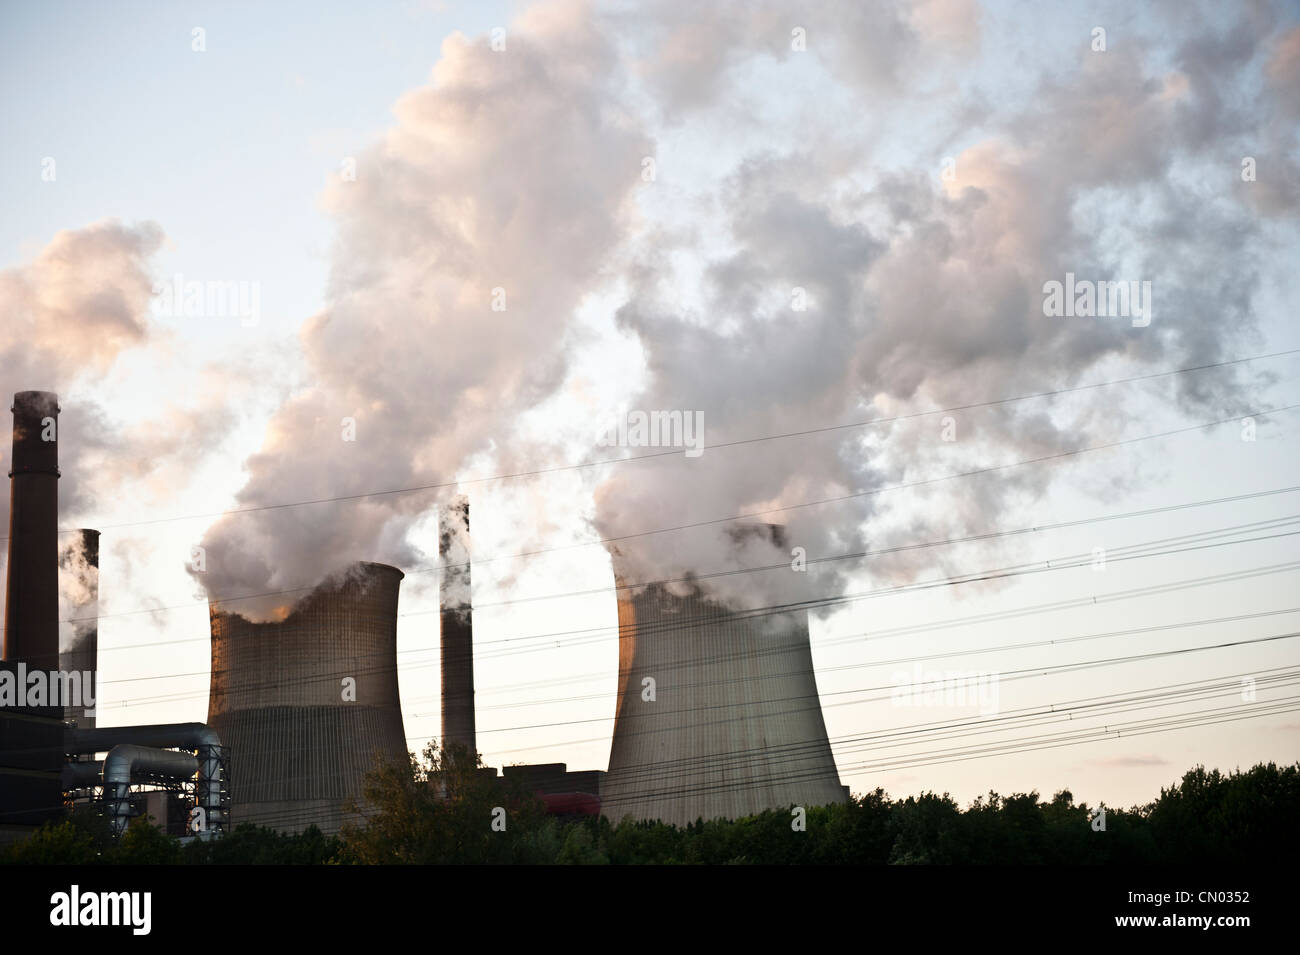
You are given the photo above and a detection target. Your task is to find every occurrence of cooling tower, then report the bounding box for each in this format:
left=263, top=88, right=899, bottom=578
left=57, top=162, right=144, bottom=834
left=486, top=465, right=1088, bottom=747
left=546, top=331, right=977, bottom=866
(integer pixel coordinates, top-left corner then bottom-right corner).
left=601, top=550, right=845, bottom=826
left=4, top=391, right=60, bottom=670
left=207, top=561, right=408, bottom=834
left=59, top=529, right=99, bottom=731
left=439, top=496, right=476, bottom=756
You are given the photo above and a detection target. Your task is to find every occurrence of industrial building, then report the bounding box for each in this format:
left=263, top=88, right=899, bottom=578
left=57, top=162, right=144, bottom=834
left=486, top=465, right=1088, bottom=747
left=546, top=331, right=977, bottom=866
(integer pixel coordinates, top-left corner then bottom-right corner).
left=208, top=562, right=408, bottom=834
left=442, top=527, right=847, bottom=827
left=0, top=391, right=227, bottom=845
left=1, top=386, right=848, bottom=847
left=599, top=547, right=847, bottom=827
left=428, top=500, right=605, bottom=809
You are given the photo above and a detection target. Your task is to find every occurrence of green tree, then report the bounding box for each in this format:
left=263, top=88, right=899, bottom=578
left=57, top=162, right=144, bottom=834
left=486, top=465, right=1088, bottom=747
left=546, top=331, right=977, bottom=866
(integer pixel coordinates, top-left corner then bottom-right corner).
left=337, top=741, right=549, bottom=864
left=1, top=818, right=100, bottom=865
left=108, top=816, right=181, bottom=864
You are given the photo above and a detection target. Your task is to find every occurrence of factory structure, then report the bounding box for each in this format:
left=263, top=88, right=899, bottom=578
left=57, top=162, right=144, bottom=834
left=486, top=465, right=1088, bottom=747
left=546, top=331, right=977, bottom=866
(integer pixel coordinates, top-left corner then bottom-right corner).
left=0, top=388, right=845, bottom=844
left=602, top=550, right=849, bottom=826
left=208, top=562, right=408, bottom=833
left=1, top=392, right=226, bottom=843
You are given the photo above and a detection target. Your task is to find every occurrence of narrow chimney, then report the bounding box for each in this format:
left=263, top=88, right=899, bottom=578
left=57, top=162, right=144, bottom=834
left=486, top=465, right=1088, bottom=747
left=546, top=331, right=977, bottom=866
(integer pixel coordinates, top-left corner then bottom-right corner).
left=60, top=528, right=100, bottom=730
left=439, top=496, right=476, bottom=758
left=3, top=391, right=60, bottom=670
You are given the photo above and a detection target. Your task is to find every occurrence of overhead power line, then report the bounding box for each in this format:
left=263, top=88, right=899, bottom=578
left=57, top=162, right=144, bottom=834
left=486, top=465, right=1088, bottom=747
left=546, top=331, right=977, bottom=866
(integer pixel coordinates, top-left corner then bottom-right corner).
left=85, top=518, right=1300, bottom=699
left=8, top=347, right=1295, bottom=543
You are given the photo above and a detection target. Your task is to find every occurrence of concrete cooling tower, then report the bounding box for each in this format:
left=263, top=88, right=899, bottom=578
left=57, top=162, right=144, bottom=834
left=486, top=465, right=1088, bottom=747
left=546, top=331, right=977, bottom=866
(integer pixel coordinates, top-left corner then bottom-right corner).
left=207, top=561, right=408, bottom=834
left=601, top=551, right=846, bottom=827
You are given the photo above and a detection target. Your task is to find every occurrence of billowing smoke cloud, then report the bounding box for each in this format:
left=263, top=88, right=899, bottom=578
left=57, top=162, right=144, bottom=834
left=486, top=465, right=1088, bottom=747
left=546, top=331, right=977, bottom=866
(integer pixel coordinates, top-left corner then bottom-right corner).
left=194, top=0, right=651, bottom=619
left=194, top=0, right=1297, bottom=624
left=58, top=531, right=99, bottom=727
left=0, top=220, right=163, bottom=617
left=609, top=0, right=980, bottom=118
left=0, top=219, right=162, bottom=386
left=0, top=218, right=267, bottom=635
left=590, top=1, right=1298, bottom=613
left=58, top=530, right=99, bottom=655
left=439, top=496, right=472, bottom=612
left=1249, top=23, right=1300, bottom=216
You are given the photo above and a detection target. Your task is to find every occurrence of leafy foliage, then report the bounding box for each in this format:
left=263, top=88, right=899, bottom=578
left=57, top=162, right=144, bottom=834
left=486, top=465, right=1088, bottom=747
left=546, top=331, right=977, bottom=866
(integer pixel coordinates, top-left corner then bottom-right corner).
left=334, top=742, right=549, bottom=864
left=3, top=760, right=1296, bottom=864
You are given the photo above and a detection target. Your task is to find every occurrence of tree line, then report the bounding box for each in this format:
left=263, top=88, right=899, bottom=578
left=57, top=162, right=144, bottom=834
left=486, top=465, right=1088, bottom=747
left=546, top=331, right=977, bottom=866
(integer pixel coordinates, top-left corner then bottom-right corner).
left=4, top=745, right=1295, bottom=865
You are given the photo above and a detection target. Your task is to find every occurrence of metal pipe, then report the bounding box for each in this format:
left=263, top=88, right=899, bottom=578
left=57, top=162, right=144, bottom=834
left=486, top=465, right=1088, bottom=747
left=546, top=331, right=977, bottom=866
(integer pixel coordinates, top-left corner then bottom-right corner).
left=60, top=758, right=102, bottom=790
left=102, top=744, right=198, bottom=835
left=68, top=722, right=225, bottom=833
left=68, top=721, right=221, bottom=754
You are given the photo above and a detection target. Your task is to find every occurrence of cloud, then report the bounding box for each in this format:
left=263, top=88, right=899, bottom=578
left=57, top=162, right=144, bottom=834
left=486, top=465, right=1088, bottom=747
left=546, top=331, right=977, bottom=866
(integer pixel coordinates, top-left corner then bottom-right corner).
left=588, top=1, right=1293, bottom=612
left=610, top=0, right=981, bottom=120
left=1089, top=755, right=1172, bottom=768
left=0, top=220, right=164, bottom=542
left=194, top=0, right=651, bottom=618
left=1245, top=23, right=1300, bottom=216
left=0, top=220, right=162, bottom=385
left=193, top=0, right=1298, bottom=623
left=1267, top=25, right=1300, bottom=117
left=0, top=219, right=269, bottom=627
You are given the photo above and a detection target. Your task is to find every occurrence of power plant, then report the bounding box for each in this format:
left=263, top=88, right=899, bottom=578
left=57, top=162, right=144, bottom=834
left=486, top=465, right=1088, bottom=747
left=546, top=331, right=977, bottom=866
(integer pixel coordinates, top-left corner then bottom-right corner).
left=207, top=562, right=408, bottom=834
left=600, top=546, right=847, bottom=826
left=0, top=386, right=847, bottom=845
left=1, top=392, right=227, bottom=844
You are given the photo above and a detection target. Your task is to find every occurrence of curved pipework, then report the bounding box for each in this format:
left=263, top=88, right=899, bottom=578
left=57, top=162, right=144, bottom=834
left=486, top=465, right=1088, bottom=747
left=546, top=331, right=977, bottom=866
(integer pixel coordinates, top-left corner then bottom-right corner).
left=102, top=744, right=199, bottom=835
left=68, top=721, right=220, bottom=753
left=67, top=723, right=225, bottom=834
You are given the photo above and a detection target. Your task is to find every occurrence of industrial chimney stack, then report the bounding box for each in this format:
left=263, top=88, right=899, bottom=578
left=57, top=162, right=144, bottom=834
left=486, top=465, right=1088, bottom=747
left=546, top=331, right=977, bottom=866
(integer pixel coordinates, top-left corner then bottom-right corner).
left=60, top=528, right=100, bottom=731
left=0, top=391, right=63, bottom=833
left=439, top=496, right=476, bottom=757
left=3, top=391, right=60, bottom=670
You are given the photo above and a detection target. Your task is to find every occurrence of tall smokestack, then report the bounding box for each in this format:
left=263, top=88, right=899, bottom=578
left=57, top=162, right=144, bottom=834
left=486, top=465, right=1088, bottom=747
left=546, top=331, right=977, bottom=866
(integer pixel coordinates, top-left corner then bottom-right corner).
left=59, top=528, right=100, bottom=730
left=439, top=496, right=476, bottom=757
left=4, top=391, right=60, bottom=671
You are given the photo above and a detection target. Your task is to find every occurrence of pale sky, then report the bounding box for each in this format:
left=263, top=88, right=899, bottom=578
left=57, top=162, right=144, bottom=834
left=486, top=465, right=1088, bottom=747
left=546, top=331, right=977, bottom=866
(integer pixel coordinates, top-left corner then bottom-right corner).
left=1, top=0, right=1297, bottom=812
